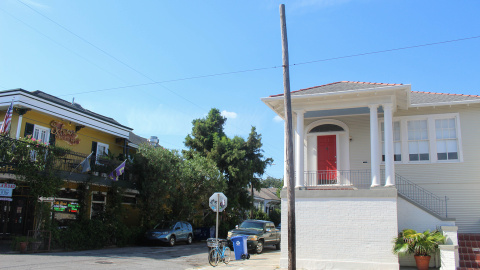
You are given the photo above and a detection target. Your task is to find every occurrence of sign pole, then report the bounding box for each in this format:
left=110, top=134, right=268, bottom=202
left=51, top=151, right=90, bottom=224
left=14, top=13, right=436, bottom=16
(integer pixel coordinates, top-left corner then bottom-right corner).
left=216, top=193, right=219, bottom=243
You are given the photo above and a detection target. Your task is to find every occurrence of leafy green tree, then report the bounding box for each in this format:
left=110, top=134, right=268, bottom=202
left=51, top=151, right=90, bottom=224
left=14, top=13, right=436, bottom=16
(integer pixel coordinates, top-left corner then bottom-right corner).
left=171, top=153, right=225, bottom=222
left=9, top=136, right=64, bottom=233
left=183, top=108, right=273, bottom=217
left=184, top=108, right=226, bottom=159
left=261, top=176, right=283, bottom=189
left=133, top=144, right=181, bottom=228
left=133, top=143, right=225, bottom=228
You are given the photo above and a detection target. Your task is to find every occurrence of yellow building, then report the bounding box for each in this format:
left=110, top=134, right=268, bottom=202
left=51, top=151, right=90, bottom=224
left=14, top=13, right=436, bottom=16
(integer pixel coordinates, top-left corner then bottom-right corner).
left=0, top=89, right=144, bottom=235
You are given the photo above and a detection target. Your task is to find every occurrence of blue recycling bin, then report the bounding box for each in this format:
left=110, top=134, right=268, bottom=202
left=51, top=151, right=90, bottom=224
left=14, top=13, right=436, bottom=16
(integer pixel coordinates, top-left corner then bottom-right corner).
left=231, top=235, right=248, bottom=260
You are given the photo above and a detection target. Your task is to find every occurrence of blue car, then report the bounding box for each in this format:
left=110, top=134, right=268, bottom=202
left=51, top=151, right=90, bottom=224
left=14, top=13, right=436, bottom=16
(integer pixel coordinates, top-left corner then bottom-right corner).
left=145, top=221, right=193, bottom=246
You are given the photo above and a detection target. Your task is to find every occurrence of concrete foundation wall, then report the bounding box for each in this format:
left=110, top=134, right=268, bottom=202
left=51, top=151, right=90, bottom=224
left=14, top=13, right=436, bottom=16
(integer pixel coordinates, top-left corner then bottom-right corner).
left=280, top=188, right=399, bottom=269
left=397, top=197, right=455, bottom=232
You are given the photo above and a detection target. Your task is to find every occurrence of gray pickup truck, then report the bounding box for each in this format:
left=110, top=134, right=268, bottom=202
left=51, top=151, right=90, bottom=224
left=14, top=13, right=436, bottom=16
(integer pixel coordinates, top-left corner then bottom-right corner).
left=227, top=219, right=281, bottom=254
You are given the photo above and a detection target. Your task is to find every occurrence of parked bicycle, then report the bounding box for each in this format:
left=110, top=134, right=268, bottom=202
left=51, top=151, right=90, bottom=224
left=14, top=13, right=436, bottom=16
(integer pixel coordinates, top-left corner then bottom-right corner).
left=208, top=239, right=231, bottom=266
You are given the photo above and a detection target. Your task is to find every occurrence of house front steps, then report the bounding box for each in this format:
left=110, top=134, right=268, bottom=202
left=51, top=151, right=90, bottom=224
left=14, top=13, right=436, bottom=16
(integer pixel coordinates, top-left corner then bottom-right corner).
left=457, top=233, right=480, bottom=270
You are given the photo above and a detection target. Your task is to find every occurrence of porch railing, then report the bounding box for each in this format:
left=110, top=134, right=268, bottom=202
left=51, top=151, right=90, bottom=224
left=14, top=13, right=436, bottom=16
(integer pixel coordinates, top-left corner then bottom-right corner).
left=303, top=170, right=447, bottom=218
left=304, top=170, right=376, bottom=189
left=0, top=135, right=125, bottom=177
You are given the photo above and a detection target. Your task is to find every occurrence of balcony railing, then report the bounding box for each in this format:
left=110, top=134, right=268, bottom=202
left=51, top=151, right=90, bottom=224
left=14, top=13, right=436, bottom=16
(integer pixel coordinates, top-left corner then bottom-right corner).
left=304, top=170, right=447, bottom=218
left=0, top=135, right=126, bottom=178
left=304, top=170, right=376, bottom=189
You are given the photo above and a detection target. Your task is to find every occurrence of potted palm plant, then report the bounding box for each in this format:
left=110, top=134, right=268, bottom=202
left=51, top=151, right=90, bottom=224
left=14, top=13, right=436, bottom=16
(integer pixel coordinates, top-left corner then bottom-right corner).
left=393, top=229, right=446, bottom=270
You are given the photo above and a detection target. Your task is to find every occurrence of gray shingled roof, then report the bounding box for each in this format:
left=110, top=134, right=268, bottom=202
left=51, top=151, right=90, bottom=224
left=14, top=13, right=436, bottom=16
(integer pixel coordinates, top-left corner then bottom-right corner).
left=252, top=188, right=280, bottom=201
left=29, top=90, right=131, bottom=130
left=269, top=81, right=480, bottom=105
left=128, top=132, right=148, bottom=145
left=411, top=91, right=480, bottom=105
left=287, top=81, right=401, bottom=96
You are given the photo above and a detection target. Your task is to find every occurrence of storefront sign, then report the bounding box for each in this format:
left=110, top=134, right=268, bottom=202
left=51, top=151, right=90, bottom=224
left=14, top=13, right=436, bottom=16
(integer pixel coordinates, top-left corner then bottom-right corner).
left=0, top=183, right=16, bottom=189
left=0, top=197, right=12, bottom=201
left=53, top=200, right=79, bottom=213
left=0, top=188, right=13, bottom=197
left=50, top=120, right=80, bottom=145
left=0, top=183, right=16, bottom=198
left=0, top=164, right=16, bottom=173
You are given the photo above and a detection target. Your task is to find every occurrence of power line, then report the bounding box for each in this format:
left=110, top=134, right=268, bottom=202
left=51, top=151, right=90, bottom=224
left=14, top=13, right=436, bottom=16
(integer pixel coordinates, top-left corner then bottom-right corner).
left=16, top=0, right=206, bottom=110
left=57, top=35, right=480, bottom=97
left=293, top=35, right=480, bottom=66
left=0, top=7, right=131, bottom=85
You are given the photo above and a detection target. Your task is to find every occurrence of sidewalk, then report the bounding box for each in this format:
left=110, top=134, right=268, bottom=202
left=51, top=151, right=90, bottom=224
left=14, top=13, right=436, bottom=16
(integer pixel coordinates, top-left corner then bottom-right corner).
left=188, top=250, right=283, bottom=270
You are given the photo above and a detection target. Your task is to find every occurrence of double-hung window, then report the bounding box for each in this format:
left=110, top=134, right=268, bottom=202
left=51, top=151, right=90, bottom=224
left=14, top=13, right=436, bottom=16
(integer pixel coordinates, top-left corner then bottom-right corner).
left=381, top=121, right=401, bottom=161
left=32, top=125, right=50, bottom=144
left=30, top=124, right=50, bottom=161
left=435, top=118, right=458, bottom=161
left=380, top=113, right=461, bottom=164
left=407, top=120, right=429, bottom=161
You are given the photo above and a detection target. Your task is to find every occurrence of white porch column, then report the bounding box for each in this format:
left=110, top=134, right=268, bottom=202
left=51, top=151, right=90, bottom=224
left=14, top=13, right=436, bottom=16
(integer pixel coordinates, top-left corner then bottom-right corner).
left=383, top=104, right=395, bottom=186
left=295, top=110, right=305, bottom=188
left=15, top=114, right=23, bottom=139
left=369, top=104, right=380, bottom=187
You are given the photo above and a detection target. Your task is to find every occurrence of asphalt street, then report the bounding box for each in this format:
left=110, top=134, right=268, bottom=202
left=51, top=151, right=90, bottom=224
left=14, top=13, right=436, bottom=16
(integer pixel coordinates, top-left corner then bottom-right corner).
left=0, top=242, right=282, bottom=270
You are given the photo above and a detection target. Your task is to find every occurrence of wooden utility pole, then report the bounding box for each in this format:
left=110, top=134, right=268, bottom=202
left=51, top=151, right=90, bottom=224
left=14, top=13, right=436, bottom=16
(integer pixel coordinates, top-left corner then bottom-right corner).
left=279, top=4, right=296, bottom=270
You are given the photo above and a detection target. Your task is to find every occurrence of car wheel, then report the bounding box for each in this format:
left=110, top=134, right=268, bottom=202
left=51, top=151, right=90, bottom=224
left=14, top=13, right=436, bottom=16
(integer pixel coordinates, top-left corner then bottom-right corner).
left=187, top=234, right=193, bottom=245
left=168, top=235, right=176, bottom=247
left=256, top=240, right=264, bottom=254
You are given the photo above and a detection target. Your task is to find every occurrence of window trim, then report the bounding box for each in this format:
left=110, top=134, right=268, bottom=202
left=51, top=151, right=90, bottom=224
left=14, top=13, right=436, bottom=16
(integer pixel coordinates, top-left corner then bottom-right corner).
left=90, top=191, right=107, bottom=219
left=32, top=124, right=51, bottom=144
left=95, top=142, right=109, bottom=165
left=379, top=113, right=463, bottom=164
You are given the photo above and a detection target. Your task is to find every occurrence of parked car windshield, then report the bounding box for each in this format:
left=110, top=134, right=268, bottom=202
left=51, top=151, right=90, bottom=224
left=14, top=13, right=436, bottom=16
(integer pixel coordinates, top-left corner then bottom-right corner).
left=239, top=221, right=264, bottom=230
left=154, top=221, right=176, bottom=230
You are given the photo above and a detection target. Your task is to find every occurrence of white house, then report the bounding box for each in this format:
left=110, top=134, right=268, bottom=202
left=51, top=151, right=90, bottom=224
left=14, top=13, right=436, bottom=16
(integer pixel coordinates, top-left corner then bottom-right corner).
left=262, top=81, right=480, bottom=269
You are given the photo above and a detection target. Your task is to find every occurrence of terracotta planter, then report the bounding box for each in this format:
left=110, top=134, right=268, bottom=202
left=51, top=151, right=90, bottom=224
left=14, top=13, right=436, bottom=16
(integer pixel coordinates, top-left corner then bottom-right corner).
left=19, top=242, right=27, bottom=253
left=414, top=255, right=431, bottom=270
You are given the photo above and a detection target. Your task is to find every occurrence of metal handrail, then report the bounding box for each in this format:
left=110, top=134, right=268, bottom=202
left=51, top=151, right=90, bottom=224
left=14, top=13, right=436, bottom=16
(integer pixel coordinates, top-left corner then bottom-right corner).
left=395, top=173, right=447, bottom=218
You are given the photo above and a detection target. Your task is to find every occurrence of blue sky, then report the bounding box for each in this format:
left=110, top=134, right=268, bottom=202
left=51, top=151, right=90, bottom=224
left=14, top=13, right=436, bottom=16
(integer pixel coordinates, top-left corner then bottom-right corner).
left=1, top=0, right=479, bottom=179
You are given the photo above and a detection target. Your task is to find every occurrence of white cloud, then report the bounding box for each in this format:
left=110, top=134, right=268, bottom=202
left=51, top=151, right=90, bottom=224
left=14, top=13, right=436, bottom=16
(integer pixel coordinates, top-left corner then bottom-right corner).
left=221, top=110, right=238, bottom=119
left=273, top=115, right=284, bottom=123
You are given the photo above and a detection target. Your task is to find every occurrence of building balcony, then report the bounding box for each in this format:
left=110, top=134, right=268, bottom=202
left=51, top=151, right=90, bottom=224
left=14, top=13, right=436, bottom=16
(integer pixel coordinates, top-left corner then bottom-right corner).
left=0, top=135, right=133, bottom=187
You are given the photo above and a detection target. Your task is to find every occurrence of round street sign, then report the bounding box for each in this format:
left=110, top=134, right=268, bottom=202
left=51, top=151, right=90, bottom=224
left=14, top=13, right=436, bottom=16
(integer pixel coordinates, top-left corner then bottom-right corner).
left=209, top=192, right=227, bottom=212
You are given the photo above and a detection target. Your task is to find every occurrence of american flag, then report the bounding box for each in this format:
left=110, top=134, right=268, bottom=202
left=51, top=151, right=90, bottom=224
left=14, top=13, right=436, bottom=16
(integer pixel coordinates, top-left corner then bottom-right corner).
left=0, top=100, right=14, bottom=135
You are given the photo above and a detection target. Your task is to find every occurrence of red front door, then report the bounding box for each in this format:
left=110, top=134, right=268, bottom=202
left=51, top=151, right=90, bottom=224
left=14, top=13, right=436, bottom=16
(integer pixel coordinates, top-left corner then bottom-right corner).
left=317, top=135, right=337, bottom=182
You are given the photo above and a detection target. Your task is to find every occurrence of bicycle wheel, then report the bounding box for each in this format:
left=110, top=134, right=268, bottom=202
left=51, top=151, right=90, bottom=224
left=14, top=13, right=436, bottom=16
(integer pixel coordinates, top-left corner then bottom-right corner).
left=209, top=248, right=219, bottom=267
left=223, top=247, right=231, bottom=264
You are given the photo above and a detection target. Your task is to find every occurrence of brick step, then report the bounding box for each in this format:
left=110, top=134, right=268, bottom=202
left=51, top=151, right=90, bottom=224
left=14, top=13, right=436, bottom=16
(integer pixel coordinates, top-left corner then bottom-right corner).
left=459, top=260, right=480, bottom=268
left=460, top=254, right=480, bottom=261
left=459, top=240, right=480, bottom=248
left=460, top=247, right=480, bottom=254
left=457, top=267, right=480, bottom=270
